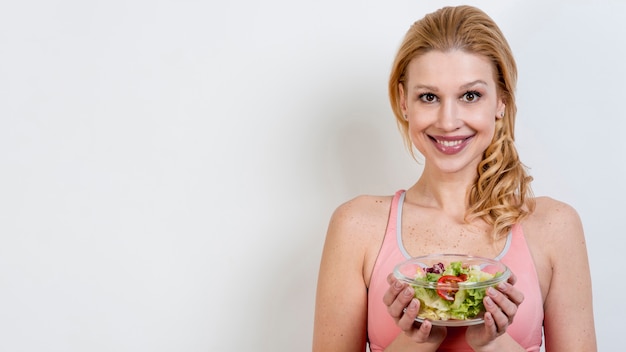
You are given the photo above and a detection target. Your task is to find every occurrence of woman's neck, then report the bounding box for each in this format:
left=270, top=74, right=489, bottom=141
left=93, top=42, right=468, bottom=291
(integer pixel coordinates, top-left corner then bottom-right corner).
left=406, top=168, right=476, bottom=218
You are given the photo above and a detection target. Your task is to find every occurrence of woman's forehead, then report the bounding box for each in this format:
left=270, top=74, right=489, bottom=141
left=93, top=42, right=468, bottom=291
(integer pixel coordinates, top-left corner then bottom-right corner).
left=405, top=50, right=497, bottom=89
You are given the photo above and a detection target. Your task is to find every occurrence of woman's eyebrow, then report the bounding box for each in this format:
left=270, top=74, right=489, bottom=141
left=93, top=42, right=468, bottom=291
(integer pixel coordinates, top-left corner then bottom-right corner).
left=460, top=80, right=488, bottom=89
left=411, top=84, right=438, bottom=92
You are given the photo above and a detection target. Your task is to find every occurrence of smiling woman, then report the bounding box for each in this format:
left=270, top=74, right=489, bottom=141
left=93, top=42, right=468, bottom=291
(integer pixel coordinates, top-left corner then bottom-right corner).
left=1, top=0, right=620, bottom=351
left=312, top=5, right=597, bottom=352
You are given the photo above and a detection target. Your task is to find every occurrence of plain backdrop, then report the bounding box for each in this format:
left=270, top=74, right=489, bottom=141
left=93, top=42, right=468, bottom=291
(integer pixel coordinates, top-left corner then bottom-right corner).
left=1, top=0, right=624, bottom=351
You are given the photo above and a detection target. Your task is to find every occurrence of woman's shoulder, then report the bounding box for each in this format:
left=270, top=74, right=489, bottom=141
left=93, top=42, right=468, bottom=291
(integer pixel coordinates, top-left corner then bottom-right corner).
left=528, top=196, right=582, bottom=227
left=524, top=196, right=584, bottom=246
left=323, top=194, right=397, bottom=269
left=330, top=194, right=395, bottom=228
left=325, top=194, right=395, bottom=243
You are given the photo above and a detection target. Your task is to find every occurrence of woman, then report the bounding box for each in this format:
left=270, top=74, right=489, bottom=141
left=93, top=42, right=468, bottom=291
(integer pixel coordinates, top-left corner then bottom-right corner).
left=312, top=5, right=596, bottom=352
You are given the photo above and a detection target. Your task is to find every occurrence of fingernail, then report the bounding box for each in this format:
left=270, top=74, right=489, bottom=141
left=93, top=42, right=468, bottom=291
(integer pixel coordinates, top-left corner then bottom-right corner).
left=484, top=296, right=494, bottom=307
left=408, top=299, right=417, bottom=310
left=498, top=282, right=509, bottom=291
left=394, top=280, right=403, bottom=289
left=487, top=287, right=497, bottom=297
left=404, top=287, right=414, bottom=296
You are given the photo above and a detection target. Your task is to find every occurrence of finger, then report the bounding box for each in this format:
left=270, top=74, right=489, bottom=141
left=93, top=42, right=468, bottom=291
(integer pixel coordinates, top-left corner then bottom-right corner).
left=382, top=275, right=407, bottom=306
left=482, top=311, right=498, bottom=337
left=485, top=287, right=517, bottom=322
left=387, top=286, right=415, bottom=319
left=486, top=284, right=523, bottom=325
left=408, top=318, right=434, bottom=342
left=507, top=272, right=517, bottom=285
left=397, top=299, right=419, bottom=331
left=484, top=295, right=510, bottom=332
left=497, top=281, right=524, bottom=306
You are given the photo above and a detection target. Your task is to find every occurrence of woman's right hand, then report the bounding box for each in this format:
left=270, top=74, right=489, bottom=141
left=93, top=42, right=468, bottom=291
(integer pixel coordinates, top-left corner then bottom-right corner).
left=383, top=274, right=447, bottom=351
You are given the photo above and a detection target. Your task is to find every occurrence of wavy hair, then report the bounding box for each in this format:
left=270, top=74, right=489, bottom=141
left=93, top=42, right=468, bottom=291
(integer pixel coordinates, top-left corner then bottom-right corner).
left=388, top=5, right=535, bottom=239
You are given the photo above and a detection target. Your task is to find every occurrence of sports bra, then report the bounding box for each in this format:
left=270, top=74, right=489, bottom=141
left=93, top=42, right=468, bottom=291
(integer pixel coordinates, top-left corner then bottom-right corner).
left=367, top=190, right=543, bottom=351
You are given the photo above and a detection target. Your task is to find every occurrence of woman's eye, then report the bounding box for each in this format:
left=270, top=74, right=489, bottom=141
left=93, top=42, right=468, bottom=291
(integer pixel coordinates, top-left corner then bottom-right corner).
left=461, top=91, right=482, bottom=102
left=419, top=93, right=438, bottom=103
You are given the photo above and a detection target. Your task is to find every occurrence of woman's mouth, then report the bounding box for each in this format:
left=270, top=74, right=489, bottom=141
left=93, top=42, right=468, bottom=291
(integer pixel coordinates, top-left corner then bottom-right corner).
left=429, top=135, right=473, bottom=155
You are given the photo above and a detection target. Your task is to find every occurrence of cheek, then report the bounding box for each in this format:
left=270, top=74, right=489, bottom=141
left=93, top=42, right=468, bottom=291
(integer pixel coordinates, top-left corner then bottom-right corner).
left=406, top=121, right=432, bottom=151
left=466, top=110, right=497, bottom=132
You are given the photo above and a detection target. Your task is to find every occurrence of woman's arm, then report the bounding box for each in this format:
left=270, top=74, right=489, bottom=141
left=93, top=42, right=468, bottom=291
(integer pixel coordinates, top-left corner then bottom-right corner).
left=312, top=199, right=372, bottom=352
left=535, top=199, right=597, bottom=351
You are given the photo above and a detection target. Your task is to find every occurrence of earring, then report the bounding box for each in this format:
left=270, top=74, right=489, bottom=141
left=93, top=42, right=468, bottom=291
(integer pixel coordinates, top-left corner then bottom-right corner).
left=403, top=114, right=408, bottom=120
left=500, top=111, right=505, bottom=118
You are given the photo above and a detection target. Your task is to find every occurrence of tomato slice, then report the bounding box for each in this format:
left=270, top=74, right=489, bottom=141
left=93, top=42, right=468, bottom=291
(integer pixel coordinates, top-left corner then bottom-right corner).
left=436, top=275, right=464, bottom=301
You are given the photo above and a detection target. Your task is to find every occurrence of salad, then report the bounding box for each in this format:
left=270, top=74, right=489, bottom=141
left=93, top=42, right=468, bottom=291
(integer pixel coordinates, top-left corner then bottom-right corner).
left=409, top=261, right=503, bottom=321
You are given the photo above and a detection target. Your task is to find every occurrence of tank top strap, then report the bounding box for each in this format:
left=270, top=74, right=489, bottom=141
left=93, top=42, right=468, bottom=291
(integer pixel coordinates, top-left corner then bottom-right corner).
left=382, top=190, right=405, bottom=252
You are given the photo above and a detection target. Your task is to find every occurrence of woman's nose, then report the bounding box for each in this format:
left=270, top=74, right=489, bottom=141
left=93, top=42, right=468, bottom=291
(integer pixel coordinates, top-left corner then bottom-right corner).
left=435, top=100, right=461, bottom=131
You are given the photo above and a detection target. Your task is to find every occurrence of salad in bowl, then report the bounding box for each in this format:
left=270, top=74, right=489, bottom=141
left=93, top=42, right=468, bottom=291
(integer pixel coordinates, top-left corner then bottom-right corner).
left=393, top=254, right=511, bottom=326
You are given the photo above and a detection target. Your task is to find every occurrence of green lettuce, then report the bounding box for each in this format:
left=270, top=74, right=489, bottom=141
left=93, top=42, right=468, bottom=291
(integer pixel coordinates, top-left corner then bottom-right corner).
left=411, top=261, right=499, bottom=321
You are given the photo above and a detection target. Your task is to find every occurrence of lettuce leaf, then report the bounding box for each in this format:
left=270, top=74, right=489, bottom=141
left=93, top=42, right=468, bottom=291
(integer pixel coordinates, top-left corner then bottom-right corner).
left=411, top=261, right=497, bottom=320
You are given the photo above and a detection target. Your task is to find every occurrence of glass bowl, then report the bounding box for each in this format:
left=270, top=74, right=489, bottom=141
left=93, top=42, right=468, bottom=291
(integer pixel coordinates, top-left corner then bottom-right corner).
left=393, top=254, right=511, bottom=326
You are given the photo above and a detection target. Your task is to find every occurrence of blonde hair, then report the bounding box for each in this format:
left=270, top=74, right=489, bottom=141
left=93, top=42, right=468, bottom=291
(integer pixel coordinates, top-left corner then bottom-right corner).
left=388, top=5, right=535, bottom=238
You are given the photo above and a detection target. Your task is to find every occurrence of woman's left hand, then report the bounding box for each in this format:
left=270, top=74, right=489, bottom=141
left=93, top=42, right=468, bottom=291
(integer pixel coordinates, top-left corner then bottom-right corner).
left=465, top=273, right=524, bottom=350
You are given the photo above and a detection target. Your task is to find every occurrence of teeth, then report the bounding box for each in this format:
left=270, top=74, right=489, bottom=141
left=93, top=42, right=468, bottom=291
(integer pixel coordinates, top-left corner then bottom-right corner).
left=437, top=139, right=463, bottom=147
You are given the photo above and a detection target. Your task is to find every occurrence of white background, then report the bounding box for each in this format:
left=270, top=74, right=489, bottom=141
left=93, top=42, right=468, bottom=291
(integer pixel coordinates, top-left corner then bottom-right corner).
left=0, top=1, right=623, bottom=351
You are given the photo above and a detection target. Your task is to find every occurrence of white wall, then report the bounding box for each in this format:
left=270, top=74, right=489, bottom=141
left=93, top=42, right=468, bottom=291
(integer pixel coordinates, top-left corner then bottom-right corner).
left=0, top=1, right=623, bottom=351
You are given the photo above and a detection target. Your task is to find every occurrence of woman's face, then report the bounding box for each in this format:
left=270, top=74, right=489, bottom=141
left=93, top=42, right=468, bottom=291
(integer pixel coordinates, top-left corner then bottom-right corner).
left=400, top=50, right=505, bottom=176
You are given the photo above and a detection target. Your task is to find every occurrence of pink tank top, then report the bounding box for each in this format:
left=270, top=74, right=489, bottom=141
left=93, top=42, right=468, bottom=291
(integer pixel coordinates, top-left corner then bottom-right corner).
left=367, top=190, right=543, bottom=351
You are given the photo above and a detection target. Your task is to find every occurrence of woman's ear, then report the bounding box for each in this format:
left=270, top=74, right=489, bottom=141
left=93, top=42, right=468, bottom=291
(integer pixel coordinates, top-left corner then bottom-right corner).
left=496, top=99, right=506, bottom=119
left=398, top=83, right=407, bottom=116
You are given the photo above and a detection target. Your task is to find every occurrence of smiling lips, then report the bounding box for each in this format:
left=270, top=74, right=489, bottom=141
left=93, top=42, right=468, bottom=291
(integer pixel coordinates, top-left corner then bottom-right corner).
left=430, top=135, right=473, bottom=155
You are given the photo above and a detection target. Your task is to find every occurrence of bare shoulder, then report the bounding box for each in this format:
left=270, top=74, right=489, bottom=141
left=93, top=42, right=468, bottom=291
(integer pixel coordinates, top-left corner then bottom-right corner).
left=528, top=196, right=581, bottom=225
left=326, top=194, right=394, bottom=249
left=524, top=196, right=584, bottom=245
left=328, top=194, right=393, bottom=234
